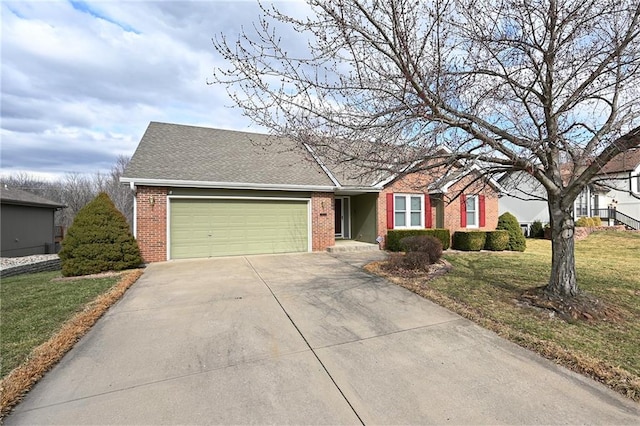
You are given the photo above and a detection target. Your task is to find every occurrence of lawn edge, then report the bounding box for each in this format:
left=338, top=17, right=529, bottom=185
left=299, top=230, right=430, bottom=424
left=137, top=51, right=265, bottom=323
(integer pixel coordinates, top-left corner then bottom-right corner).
left=0, top=268, right=144, bottom=419
left=366, top=262, right=640, bottom=403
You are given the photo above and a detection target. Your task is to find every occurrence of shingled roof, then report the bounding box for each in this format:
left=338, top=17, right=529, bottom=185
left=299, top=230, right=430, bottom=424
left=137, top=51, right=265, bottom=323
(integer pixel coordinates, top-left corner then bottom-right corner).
left=0, top=186, right=65, bottom=208
left=599, top=148, right=640, bottom=174
left=123, top=122, right=335, bottom=189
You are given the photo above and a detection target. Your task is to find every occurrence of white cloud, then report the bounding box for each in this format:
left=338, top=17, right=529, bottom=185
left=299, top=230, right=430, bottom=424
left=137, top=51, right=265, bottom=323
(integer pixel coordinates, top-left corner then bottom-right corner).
left=1, top=0, right=302, bottom=179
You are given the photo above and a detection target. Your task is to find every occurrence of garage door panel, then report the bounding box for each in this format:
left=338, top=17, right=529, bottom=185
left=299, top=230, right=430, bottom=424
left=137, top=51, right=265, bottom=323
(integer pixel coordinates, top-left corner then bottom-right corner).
left=170, top=199, right=309, bottom=259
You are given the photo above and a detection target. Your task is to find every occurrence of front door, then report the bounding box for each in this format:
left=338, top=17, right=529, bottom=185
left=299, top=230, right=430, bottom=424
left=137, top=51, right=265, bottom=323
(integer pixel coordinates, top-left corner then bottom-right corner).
left=334, top=197, right=350, bottom=238
left=335, top=198, right=343, bottom=237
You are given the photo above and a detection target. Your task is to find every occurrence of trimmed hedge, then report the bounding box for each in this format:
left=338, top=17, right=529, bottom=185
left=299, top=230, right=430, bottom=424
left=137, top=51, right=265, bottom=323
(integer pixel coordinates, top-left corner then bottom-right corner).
left=452, top=231, right=487, bottom=251
left=484, top=230, right=510, bottom=251
left=386, top=229, right=451, bottom=251
left=496, top=212, right=526, bottom=252
left=59, top=193, right=142, bottom=277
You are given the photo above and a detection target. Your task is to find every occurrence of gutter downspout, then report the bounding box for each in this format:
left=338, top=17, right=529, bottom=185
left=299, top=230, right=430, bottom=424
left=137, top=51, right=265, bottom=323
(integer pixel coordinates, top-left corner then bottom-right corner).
left=130, top=181, right=137, bottom=238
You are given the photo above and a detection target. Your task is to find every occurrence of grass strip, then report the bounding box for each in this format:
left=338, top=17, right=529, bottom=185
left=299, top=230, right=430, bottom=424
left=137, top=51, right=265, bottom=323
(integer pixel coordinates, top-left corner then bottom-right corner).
left=0, top=269, right=143, bottom=418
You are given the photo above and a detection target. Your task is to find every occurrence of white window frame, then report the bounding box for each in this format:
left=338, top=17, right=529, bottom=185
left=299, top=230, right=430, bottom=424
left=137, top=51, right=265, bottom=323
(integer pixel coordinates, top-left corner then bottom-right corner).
left=394, top=193, right=424, bottom=229
left=466, top=195, right=479, bottom=228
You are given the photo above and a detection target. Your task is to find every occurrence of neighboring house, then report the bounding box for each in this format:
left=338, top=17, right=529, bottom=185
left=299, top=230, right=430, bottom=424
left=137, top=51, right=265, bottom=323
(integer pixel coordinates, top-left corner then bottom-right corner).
left=122, top=122, right=501, bottom=262
left=499, top=148, right=640, bottom=232
left=0, top=187, right=66, bottom=257
left=592, top=148, right=640, bottom=228
left=498, top=172, right=550, bottom=234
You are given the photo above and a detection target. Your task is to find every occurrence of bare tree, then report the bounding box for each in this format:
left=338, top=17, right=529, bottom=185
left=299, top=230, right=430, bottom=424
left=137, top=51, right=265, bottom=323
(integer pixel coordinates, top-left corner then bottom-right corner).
left=58, top=173, right=96, bottom=228
left=213, top=0, right=640, bottom=297
left=1, top=156, right=134, bottom=229
left=101, top=155, right=134, bottom=226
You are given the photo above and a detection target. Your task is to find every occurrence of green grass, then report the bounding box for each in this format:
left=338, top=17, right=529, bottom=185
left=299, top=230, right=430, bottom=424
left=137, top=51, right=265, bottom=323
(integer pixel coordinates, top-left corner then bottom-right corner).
left=0, top=271, right=120, bottom=378
left=433, top=231, right=640, bottom=377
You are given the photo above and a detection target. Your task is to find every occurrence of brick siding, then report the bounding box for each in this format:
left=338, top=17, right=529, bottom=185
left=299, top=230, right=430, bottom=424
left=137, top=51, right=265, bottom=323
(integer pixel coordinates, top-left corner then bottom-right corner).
left=311, top=192, right=335, bottom=251
left=136, top=186, right=168, bottom=263
left=444, top=174, right=500, bottom=232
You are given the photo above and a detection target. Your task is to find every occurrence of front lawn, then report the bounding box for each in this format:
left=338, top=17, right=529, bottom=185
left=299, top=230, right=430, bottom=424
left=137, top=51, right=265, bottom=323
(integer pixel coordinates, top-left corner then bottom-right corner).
left=369, top=231, right=640, bottom=401
left=0, top=271, right=120, bottom=378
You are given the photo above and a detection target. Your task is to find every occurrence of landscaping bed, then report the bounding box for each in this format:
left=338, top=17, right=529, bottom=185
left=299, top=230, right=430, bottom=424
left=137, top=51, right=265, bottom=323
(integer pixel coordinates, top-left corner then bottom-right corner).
left=366, top=231, right=640, bottom=402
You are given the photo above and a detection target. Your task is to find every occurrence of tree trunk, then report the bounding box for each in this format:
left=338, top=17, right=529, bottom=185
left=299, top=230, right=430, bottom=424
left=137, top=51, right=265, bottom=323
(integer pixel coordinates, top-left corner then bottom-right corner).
left=546, top=197, right=579, bottom=297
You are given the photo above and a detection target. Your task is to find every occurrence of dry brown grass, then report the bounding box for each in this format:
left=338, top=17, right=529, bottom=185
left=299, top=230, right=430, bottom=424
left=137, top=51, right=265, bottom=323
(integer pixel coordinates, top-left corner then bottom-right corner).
left=0, top=269, right=143, bottom=419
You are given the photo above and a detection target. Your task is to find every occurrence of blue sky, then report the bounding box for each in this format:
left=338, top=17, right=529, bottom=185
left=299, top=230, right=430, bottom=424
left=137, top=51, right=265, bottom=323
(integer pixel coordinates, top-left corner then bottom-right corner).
left=1, top=0, right=307, bottom=180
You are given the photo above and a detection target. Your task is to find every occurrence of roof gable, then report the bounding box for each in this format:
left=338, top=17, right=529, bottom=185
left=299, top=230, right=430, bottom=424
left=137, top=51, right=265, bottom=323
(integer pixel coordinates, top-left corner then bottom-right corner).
left=123, top=122, right=335, bottom=188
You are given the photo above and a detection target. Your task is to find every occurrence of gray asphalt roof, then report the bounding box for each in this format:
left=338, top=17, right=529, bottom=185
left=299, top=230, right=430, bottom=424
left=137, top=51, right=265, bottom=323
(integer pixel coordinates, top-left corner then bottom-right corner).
left=0, top=186, right=66, bottom=208
left=123, top=122, right=335, bottom=187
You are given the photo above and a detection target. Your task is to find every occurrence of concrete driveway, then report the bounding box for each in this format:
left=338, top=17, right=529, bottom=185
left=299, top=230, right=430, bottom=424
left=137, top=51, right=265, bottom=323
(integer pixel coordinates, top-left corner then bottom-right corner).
left=7, top=252, right=639, bottom=424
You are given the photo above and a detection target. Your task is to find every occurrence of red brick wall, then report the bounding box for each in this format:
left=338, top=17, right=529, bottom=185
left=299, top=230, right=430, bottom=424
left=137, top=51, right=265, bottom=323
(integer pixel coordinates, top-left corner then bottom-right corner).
left=311, top=192, right=335, bottom=251
left=377, top=172, right=500, bottom=247
left=135, top=186, right=168, bottom=263
left=443, top=174, right=500, bottom=232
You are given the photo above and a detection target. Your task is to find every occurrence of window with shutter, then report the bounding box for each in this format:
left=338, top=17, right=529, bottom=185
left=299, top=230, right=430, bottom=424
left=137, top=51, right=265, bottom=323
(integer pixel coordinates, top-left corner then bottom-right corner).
left=393, top=194, right=424, bottom=229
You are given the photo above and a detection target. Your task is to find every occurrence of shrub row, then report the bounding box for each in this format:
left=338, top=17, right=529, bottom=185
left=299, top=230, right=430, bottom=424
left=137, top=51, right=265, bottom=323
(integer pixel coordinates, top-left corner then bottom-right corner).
left=386, top=229, right=450, bottom=251
left=575, top=216, right=603, bottom=227
left=451, top=230, right=510, bottom=251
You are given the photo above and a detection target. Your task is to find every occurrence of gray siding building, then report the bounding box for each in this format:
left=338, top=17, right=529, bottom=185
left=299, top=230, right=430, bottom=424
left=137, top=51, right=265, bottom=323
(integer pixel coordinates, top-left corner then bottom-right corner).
left=1, top=187, right=65, bottom=257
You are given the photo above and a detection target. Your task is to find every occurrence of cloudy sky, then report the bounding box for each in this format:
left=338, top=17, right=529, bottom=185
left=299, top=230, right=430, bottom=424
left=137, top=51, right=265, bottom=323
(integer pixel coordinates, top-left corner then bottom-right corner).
left=1, top=0, right=307, bottom=180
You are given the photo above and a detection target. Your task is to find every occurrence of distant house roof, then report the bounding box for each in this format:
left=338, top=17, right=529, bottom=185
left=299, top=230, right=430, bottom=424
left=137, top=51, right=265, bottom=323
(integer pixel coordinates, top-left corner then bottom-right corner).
left=0, top=187, right=65, bottom=208
left=599, top=148, right=640, bottom=174
left=122, top=122, right=335, bottom=190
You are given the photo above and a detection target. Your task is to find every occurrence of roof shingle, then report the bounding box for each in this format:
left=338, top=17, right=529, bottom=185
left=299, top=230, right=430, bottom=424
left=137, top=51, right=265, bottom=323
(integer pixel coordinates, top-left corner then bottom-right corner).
left=0, top=187, right=65, bottom=208
left=123, top=122, right=335, bottom=188
left=599, top=148, right=640, bottom=174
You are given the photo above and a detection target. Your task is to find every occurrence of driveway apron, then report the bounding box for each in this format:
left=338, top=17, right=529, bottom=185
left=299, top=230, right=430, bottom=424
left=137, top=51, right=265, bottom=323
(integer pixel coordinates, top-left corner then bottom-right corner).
left=6, top=252, right=640, bottom=425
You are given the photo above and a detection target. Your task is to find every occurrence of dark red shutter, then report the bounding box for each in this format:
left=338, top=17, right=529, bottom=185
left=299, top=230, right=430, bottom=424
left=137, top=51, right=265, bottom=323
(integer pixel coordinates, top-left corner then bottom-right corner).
left=386, top=193, right=394, bottom=229
left=424, top=195, right=432, bottom=228
left=479, top=195, right=486, bottom=227
left=460, top=194, right=467, bottom=227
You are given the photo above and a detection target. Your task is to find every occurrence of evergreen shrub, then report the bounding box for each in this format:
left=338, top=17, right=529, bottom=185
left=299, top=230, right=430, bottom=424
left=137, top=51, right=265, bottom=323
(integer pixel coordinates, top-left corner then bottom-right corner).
left=529, top=220, right=544, bottom=238
left=496, top=212, right=526, bottom=252
left=59, top=193, right=142, bottom=277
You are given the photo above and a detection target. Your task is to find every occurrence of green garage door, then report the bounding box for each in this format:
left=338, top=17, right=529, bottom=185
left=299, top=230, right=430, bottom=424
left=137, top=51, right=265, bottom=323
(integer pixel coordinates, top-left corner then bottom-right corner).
left=170, top=198, right=309, bottom=259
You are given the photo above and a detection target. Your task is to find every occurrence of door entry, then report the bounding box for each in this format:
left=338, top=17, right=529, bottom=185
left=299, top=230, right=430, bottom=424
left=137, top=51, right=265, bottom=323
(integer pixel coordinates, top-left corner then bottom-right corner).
left=334, top=197, right=350, bottom=238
